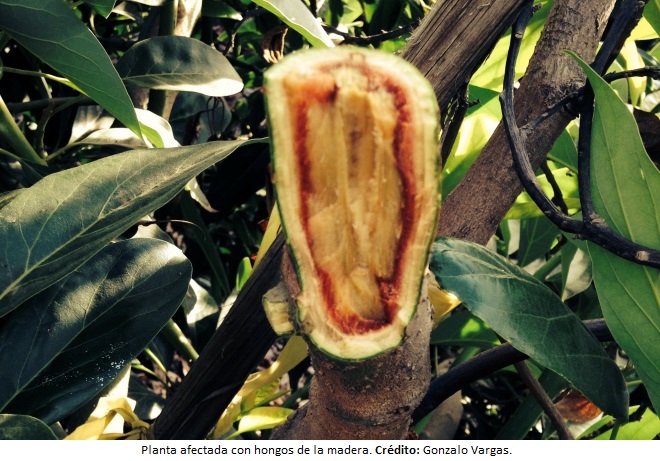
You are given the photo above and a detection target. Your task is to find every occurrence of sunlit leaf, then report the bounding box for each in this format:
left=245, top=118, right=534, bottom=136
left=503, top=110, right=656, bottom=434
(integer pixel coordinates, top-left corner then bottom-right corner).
left=430, top=238, right=628, bottom=419
left=0, top=138, right=262, bottom=317
left=231, top=407, right=293, bottom=438
left=116, top=36, right=243, bottom=96
left=594, top=408, right=660, bottom=440
left=470, top=2, right=550, bottom=91
left=570, top=53, right=660, bottom=413
left=0, top=239, right=191, bottom=424
left=643, top=0, right=660, bottom=37
left=0, top=0, right=141, bottom=138
left=561, top=242, right=592, bottom=301
left=252, top=0, right=334, bottom=48
left=0, top=414, right=57, bottom=440
left=505, top=167, right=580, bottom=220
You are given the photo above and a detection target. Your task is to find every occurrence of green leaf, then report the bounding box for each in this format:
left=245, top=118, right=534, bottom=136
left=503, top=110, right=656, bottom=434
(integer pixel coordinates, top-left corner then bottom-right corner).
left=116, top=36, right=243, bottom=96
left=0, top=415, right=58, bottom=440
left=236, top=257, right=253, bottom=293
left=0, top=238, right=191, bottom=424
left=594, top=409, right=660, bottom=440
left=202, top=0, right=243, bottom=20
left=431, top=309, right=499, bottom=349
left=560, top=242, right=592, bottom=301
left=570, top=53, right=660, bottom=413
left=0, top=414, right=57, bottom=440
left=0, top=0, right=141, bottom=138
left=0, top=138, right=262, bottom=317
left=430, top=238, right=628, bottom=419
left=643, top=0, right=660, bottom=37
left=252, top=0, right=334, bottom=48
left=84, top=0, right=117, bottom=17
left=547, top=130, right=578, bottom=174
left=505, top=167, right=580, bottom=220
left=517, top=215, right=558, bottom=266
left=470, top=2, right=549, bottom=91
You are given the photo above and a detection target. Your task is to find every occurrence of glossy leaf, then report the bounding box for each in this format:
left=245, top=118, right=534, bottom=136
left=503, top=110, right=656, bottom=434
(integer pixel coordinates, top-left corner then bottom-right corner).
left=0, top=414, right=57, bottom=440
left=0, top=0, right=141, bottom=138
left=116, top=36, right=243, bottom=96
left=84, top=0, right=116, bottom=17
left=430, top=238, right=628, bottom=419
left=0, top=239, right=191, bottom=424
left=571, top=54, right=660, bottom=413
left=0, top=138, right=262, bottom=317
left=252, top=0, right=334, bottom=48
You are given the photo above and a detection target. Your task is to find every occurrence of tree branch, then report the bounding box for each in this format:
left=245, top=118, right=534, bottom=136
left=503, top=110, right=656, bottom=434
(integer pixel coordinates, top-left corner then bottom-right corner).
left=500, top=1, right=660, bottom=268
left=411, top=319, right=613, bottom=425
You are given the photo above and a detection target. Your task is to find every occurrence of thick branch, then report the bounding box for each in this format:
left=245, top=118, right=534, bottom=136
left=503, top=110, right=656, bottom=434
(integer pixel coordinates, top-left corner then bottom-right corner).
left=437, top=0, right=617, bottom=245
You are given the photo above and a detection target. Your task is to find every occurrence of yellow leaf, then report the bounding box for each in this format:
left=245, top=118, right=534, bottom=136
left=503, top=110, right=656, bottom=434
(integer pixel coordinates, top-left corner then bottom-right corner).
left=229, top=407, right=294, bottom=438
left=428, top=278, right=462, bottom=327
left=213, top=335, right=307, bottom=438
left=65, top=397, right=150, bottom=440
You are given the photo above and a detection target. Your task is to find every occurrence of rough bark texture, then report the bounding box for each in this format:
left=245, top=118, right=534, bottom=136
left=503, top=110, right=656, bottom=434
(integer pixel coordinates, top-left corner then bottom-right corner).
left=401, top=0, right=529, bottom=109
left=436, top=0, right=616, bottom=244
left=272, top=251, right=433, bottom=439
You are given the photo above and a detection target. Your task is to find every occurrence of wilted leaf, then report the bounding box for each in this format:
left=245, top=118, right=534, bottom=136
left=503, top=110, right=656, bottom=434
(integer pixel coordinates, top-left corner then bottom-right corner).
left=0, top=0, right=141, bottom=138
left=430, top=238, right=628, bottom=419
left=252, top=0, right=334, bottom=48
left=0, top=138, right=262, bottom=317
left=570, top=53, right=660, bottom=413
left=0, top=239, right=191, bottom=424
left=116, top=36, right=243, bottom=97
left=0, top=414, right=57, bottom=440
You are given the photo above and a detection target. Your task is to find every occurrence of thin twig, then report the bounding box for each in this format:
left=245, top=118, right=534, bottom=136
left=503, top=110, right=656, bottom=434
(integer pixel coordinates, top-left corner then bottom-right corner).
left=513, top=360, right=573, bottom=440
left=528, top=67, right=660, bottom=131
left=499, top=1, right=660, bottom=269
left=411, top=319, right=613, bottom=425
left=440, top=84, right=475, bottom=164
left=323, top=21, right=419, bottom=46
left=540, top=162, right=569, bottom=214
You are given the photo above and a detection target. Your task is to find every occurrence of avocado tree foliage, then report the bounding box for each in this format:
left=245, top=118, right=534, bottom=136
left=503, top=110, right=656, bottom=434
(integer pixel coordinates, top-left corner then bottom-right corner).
left=0, top=0, right=658, bottom=440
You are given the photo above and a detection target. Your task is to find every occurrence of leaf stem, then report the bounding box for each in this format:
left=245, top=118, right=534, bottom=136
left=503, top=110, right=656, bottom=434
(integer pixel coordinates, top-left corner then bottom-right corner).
left=0, top=95, right=46, bottom=165
left=161, top=319, right=199, bottom=363
left=1, top=67, right=84, bottom=94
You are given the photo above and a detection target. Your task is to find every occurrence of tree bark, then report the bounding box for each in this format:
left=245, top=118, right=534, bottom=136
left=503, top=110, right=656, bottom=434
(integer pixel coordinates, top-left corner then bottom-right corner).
left=436, top=0, right=616, bottom=244
left=271, top=257, right=433, bottom=440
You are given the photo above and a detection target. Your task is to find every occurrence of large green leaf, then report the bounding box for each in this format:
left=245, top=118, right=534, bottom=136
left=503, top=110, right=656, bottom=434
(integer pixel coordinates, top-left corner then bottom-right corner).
left=116, top=36, right=243, bottom=96
left=430, top=238, right=628, bottom=419
left=594, top=408, right=660, bottom=440
left=252, top=0, right=334, bottom=48
left=571, top=54, right=660, bottom=412
left=0, top=414, right=57, bottom=440
left=0, top=238, right=191, bottom=424
left=0, top=0, right=141, bottom=138
left=0, top=138, right=261, bottom=317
